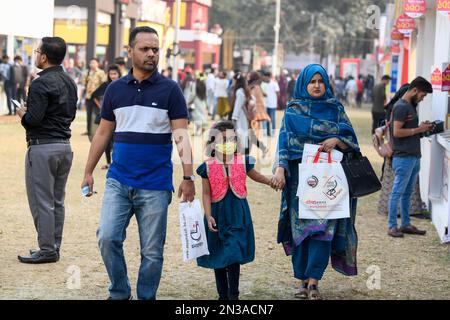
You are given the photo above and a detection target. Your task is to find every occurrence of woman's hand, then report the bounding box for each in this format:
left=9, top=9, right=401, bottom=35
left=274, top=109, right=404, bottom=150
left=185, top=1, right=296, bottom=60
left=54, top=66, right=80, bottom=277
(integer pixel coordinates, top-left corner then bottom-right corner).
left=319, top=138, right=340, bottom=152
left=207, top=216, right=218, bottom=232
left=271, top=167, right=286, bottom=191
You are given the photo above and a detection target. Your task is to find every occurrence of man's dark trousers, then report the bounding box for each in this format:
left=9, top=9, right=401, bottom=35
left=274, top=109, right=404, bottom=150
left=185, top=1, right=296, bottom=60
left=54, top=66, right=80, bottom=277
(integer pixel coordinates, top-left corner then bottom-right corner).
left=25, top=143, right=73, bottom=253
left=86, top=98, right=94, bottom=136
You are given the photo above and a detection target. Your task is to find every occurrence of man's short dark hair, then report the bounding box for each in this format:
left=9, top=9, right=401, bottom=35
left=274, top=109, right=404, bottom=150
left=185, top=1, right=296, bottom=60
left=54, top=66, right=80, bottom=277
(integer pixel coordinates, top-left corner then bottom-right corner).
left=381, top=75, right=391, bottom=81
left=114, top=57, right=126, bottom=66
left=129, top=26, right=158, bottom=47
left=40, top=37, right=67, bottom=65
left=409, top=76, right=433, bottom=94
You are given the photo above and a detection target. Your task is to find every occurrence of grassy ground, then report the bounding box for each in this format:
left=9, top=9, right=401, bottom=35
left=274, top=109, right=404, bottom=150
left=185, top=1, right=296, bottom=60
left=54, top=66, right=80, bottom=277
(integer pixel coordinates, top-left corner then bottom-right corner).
left=0, top=105, right=449, bottom=300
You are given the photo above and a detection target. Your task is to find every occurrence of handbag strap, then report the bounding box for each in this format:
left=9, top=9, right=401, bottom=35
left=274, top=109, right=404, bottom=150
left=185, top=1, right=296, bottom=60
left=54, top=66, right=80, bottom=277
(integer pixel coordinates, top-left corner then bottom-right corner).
left=313, top=150, right=332, bottom=164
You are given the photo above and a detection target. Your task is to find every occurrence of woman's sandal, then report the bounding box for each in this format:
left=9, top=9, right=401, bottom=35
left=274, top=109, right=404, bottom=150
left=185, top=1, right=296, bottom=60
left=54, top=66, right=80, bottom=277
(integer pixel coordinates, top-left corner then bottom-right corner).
left=294, top=282, right=309, bottom=300
left=308, top=284, right=323, bottom=300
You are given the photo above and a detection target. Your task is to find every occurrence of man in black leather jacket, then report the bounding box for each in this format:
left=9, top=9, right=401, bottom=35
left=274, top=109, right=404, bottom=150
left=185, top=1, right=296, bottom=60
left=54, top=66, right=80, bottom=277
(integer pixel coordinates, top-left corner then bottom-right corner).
left=17, top=37, right=78, bottom=264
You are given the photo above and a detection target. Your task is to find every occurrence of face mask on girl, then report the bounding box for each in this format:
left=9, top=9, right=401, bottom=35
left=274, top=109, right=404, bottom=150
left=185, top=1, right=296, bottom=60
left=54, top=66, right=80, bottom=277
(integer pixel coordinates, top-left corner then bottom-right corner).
left=215, top=142, right=237, bottom=156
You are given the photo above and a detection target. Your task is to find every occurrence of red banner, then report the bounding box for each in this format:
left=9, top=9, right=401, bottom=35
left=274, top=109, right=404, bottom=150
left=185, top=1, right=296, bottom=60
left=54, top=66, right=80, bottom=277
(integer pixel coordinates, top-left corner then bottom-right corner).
left=390, top=44, right=401, bottom=55
left=396, top=14, right=416, bottom=34
left=404, top=0, right=426, bottom=18
left=431, top=68, right=442, bottom=91
left=391, top=28, right=404, bottom=40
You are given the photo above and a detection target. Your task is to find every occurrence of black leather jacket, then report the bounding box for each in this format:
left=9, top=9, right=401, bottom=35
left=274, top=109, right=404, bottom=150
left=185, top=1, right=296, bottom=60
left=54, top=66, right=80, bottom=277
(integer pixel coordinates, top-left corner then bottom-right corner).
left=21, top=66, right=78, bottom=141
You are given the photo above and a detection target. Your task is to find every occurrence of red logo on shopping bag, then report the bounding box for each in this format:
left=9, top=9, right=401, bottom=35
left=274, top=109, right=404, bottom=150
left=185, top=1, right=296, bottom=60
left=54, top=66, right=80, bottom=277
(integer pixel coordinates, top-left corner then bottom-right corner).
left=307, top=176, right=319, bottom=188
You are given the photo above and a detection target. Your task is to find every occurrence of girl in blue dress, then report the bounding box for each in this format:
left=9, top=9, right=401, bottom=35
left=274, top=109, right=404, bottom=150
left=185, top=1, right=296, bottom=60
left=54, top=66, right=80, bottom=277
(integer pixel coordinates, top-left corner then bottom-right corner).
left=196, top=120, right=272, bottom=300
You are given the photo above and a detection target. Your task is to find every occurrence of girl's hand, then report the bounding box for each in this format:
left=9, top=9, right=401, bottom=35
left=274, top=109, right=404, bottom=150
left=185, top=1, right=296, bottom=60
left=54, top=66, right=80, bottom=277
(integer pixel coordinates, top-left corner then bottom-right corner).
left=207, top=216, right=218, bottom=232
left=319, top=138, right=340, bottom=152
left=271, top=167, right=286, bottom=191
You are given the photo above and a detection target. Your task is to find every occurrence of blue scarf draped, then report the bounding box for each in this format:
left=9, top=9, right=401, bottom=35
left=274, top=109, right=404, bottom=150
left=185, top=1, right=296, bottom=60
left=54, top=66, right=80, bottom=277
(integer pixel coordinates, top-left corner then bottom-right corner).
left=275, top=64, right=360, bottom=277
left=276, top=64, right=359, bottom=171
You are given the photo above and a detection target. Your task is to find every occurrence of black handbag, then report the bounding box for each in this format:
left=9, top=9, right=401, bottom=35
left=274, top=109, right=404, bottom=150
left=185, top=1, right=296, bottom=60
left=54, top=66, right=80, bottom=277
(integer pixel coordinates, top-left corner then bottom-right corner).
left=341, top=151, right=381, bottom=198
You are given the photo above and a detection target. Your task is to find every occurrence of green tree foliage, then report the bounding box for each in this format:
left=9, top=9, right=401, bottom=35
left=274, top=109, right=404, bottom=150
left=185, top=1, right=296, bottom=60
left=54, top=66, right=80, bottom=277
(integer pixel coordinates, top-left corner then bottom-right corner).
left=209, top=0, right=387, bottom=57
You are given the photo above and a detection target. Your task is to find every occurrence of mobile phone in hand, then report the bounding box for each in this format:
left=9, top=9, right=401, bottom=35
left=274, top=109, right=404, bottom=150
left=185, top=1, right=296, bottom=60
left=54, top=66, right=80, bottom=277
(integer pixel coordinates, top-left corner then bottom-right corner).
left=11, top=99, right=21, bottom=109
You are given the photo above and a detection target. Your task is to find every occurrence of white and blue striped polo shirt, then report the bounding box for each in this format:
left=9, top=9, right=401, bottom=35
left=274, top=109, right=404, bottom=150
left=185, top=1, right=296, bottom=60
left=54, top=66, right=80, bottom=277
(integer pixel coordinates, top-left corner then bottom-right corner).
left=101, top=70, right=188, bottom=191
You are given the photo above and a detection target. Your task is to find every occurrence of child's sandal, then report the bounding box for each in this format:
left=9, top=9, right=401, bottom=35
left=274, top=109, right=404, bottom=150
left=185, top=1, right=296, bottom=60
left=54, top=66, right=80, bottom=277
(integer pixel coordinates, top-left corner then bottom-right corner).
left=294, top=282, right=309, bottom=300
left=308, top=284, right=323, bottom=300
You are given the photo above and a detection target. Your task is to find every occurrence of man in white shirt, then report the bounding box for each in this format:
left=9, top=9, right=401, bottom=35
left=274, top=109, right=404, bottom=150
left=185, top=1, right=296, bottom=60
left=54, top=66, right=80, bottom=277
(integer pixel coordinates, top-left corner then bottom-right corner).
left=206, top=68, right=216, bottom=116
left=345, top=76, right=357, bottom=108
left=263, top=71, right=279, bottom=136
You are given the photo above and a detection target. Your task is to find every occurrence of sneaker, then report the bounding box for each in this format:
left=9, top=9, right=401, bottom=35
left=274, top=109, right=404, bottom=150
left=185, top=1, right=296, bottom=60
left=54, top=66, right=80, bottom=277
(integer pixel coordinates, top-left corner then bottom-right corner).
left=387, top=228, right=404, bottom=238
left=399, top=224, right=426, bottom=235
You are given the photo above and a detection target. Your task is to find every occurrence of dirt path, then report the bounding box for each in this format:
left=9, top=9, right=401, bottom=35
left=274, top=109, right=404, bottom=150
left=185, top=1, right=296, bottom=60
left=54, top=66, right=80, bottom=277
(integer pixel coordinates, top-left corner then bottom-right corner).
left=0, top=107, right=449, bottom=300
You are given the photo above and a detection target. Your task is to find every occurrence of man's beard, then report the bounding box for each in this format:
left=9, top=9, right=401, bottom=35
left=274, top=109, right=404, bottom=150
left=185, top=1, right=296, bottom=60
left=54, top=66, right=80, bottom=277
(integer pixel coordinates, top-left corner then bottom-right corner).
left=411, top=95, right=419, bottom=108
left=140, top=59, right=158, bottom=73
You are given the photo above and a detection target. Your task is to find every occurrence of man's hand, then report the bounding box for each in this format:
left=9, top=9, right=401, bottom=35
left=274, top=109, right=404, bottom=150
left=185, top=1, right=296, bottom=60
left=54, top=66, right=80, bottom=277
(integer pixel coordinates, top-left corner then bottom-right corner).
left=81, top=173, right=95, bottom=197
left=418, top=121, right=435, bottom=134
left=178, top=180, right=195, bottom=202
left=17, top=106, right=27, bottom=119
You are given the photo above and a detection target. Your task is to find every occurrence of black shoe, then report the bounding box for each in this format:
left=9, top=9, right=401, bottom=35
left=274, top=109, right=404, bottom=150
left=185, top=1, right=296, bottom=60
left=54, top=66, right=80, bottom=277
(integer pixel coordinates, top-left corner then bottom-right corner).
left=107, top=295, right=133, bottom=300
left=399, top=224, right=427, bottom=235
left=18, top=250, right=59, bottom=264
left=30, top=248, right=60, bottom=260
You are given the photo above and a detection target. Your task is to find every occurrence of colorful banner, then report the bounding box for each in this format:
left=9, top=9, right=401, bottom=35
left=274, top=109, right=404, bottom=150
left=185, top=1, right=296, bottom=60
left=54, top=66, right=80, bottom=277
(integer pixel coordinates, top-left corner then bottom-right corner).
left=390, top=55, right=399, bottom=94
left=404, top=0, right=426, bottom=18
left=431, top=67, right=442, bottom=91
left=437, top=0, right=450, bottom=13
left=396, top=14, right=416, bottom=35
left=390, top=43, right=401, bottom=55
left=391, top=28, right=404, bottom=40
left=442, top=63, right=450, bottom=92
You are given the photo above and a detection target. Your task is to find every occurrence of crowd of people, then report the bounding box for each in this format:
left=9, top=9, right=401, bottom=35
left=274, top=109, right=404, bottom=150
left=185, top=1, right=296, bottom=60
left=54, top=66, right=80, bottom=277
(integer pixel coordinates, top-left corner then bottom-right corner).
left=332, top=74, right=375, bottom=108
left=4, top=25, right=438, bottom=302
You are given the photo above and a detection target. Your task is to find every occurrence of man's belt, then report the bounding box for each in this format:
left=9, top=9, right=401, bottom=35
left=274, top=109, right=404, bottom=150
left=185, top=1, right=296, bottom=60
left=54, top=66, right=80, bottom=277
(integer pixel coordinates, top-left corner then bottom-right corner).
left=27, top=138, right=70, bottom=147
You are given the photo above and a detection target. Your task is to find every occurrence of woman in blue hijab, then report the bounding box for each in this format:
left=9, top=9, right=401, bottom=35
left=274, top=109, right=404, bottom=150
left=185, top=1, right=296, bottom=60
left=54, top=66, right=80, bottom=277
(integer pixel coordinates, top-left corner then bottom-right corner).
left=272, top=64, right=360, bottom=300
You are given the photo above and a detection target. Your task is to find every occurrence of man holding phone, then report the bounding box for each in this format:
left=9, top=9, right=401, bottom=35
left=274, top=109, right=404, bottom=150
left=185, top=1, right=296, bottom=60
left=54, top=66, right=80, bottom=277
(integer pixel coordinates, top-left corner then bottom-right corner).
left=388, top=76, right=435, bottom=238
left=16, top=37, right=78, bottom=263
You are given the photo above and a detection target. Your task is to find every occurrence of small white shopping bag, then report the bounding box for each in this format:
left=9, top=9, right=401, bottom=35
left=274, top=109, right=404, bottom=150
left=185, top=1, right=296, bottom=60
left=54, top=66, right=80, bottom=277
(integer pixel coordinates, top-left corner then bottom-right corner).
left=297, top=151, right=350, bottom=220
left=179, top=199, right=210, bottom=262
left=302, top=143, right=343, bottom=164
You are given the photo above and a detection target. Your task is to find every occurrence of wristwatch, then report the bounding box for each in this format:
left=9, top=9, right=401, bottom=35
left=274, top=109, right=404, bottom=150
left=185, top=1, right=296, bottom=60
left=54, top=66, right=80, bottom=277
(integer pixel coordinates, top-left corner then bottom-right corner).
left=183, top=175, right=196, bottom=182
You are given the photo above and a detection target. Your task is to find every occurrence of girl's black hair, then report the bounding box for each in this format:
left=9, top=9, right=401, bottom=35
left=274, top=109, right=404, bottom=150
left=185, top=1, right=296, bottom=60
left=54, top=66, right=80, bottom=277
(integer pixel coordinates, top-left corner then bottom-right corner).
left=205, top=121, right=238, bottom=157
left=385, top=83, right=410, bottom=117
left=107, top=64, right=121, bottom=83
left=196, top=79, right=207, bottom=101
left=231, top=72, right=251, bottom=109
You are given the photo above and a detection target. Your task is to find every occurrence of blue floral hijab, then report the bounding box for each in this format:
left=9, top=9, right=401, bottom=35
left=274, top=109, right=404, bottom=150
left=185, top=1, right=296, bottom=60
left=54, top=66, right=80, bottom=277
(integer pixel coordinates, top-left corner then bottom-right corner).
left=293, top=63, right=334, bottom=100
left=275, top=64, right=360, bottom=277
left=276, top=64, right=359, bottom=171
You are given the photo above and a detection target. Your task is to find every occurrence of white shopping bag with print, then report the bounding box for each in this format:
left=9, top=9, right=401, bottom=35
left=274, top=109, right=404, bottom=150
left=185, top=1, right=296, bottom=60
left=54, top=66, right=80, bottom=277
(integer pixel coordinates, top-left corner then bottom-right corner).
left=302, top=143, right=343, bottom=164
left=179, top=199, right=210, bottom=262
left=297, top=151, right=350, bottom=220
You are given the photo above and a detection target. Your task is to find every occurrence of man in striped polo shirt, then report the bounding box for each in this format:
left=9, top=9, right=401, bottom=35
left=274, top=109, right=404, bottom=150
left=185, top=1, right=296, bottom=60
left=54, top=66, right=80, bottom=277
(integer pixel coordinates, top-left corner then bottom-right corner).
left=81, top=26, right=195, bottom=300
